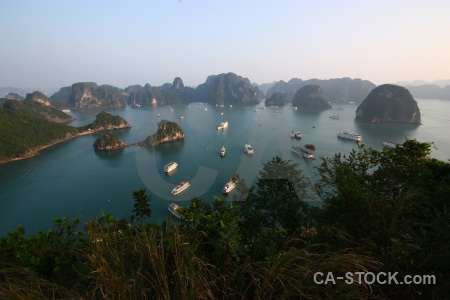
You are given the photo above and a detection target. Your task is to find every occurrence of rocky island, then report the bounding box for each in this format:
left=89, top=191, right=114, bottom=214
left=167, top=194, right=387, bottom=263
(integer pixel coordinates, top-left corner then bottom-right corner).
left=81, top=111, right=131, bottom=132
left=291, top=85, right=332, bottom=110
left=141, top=120, right=184, bottom=147
left=355, top=84, right=421, bottom=124
left=265, top=92, right=288, bottom=106
left=93, top=133, right=127, bottom=152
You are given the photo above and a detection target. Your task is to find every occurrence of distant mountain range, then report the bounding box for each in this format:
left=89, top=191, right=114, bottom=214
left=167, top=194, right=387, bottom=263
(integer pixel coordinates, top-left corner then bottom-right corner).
left=2, top=76, right=449, bottom=108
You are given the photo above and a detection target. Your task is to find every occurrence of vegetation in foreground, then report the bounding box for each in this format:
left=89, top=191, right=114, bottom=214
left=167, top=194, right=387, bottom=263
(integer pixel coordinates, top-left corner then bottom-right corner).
left=0, top=140, right=448, bottom=299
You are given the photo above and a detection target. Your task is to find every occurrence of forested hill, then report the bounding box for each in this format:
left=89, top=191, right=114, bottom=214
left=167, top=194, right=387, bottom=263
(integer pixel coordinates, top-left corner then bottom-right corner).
left=0, top=108, right=78, bottom=162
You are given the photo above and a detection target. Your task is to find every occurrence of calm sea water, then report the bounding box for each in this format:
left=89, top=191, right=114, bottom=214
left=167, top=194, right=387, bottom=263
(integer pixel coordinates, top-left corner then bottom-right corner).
left=1, top=99, right=449, bottom=236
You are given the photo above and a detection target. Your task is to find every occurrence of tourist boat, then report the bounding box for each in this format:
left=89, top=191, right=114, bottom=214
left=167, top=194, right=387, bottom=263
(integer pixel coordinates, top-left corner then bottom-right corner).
left=62, top=109, right=71, bottom=112
left=168, top=203, right=181, bottom=218
left=178, top=115, right=184, bottom=119
left=290, top=130, right=296, bottom=138
left=305, top=144, right=316, bottom=150
left=220, top=146, right=226, bottom=157
left=382, top=141, right=401, bottom=148
left=294, top=132, right=302, bottom=139
left=330, top=115, right=340, bottom=120
left=337, top=131, right=362, bottom=142
left=164, top=161, right=178, bottom=173
left=171, top=181, right=190, bottom=195
left=222, top=177, right=237, bottom=194
left=204, top=107, right=208, bottom=111
left=254, top=109, right=259, bottom=112
left=217, top=121, right=228, bottom=130
left=244, top=144, right=254, bottom=154
left=291, top=146, right=314, bottom=158
left=221, top=112, right=224, bottom=115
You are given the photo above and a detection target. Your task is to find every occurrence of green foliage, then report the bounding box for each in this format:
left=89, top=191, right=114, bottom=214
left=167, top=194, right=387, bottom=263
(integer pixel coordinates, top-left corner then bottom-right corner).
left=93, top=133, right=124, bottom=151
left=131, top=188, right=152, bottom=225
left=146, top=119, right=184, bottom=145
left=0, top=108, right=78, bottom=161
left=0, top=148, right=448, bottom=299
left=3, top=99, right=74, bottom=123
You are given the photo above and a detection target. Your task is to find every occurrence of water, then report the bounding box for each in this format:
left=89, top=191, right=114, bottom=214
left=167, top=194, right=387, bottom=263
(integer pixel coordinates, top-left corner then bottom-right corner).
left=1, top=99, right=449, bottom=236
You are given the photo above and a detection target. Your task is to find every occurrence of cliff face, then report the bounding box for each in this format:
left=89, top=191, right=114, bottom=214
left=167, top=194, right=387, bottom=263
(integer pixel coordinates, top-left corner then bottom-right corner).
left=51, top=83, right=126, bottom=109
left=292, top=85, right=332, bottom=110
left=93, top=133, right=126, bottom=152
left=25, top=91, right=52, bottom=106
left=124, top=77, right=192, bottom=106
left=5, top=93, right=25, bottom=101
left=143, top=120, right=184, bottom=147
left=355, top=84, right=421, bottom=124
left=194, top=73, right=262, bottom=105
left=266, top=77, right=376, bottom=104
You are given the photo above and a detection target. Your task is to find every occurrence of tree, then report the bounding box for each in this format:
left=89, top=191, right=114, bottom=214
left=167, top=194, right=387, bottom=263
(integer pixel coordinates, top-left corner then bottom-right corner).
left=131, top=188, right=152, bottom=225
left=253, top=156, right=314, bottom=235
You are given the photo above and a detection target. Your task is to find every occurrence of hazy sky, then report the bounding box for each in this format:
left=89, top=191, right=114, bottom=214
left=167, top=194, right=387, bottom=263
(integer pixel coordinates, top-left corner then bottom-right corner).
left=1, top=0, right=449, bottom=90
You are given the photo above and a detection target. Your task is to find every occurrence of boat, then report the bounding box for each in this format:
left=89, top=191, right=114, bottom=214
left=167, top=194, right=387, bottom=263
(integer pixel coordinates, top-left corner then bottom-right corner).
left=244, top=144, right=254, bottom=154
left=305, top=144, right=316, bottom=150
left=62, top=109, right=71, bottom=112
left=254, top=109, right=259, bottom=112
left=292, top=106, right=297, bottom=110
left=171, top=181, right=190, bottom=195
left=217, top=121, right=228, bottom=130
left=164, top=161, right=178, bottom=173
left=219, top=104, right=224, bottom=108
left=222, top=177, right=237, bottom=194
left=168, top=203, right=181, bottom=218
left=337, top=131, right=362, bottom=142
left=204, top=107, right=208, bottom=111
left=178, top=115, right=184, bottom=119
left=294, top=132, right=302, bottom=139
left=291, top=146, right=314, bottom=158
left=330, top=115, right=340, bottom=120
left=221, top=112, right=224, bottom=115
left=157, top=113, right=160, bottom=117
left=382, top=141, right=401, bottom=148
left=290, top=130, right=296, bottom=138
left=229, top=105, right=232, bottom=108
left=220, top=146, right=226, bottom=157
left=275, top=110, right=283, bottom=113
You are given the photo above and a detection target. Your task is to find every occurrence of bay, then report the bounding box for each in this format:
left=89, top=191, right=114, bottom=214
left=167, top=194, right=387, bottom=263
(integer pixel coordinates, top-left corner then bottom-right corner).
left=1, top=99, right=449, bottom=236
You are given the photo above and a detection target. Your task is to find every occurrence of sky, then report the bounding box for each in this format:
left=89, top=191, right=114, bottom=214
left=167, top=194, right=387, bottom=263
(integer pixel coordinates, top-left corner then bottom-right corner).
left=1, top=0, right=449, bottom=91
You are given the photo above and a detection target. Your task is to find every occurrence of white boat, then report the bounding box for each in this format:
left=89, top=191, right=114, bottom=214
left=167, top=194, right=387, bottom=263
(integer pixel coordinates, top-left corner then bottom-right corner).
left=291, top=146, right=314, bottom=159
left=254, top=109, right=259, bottom=112
left=244, top=144, right=254, bottom=154
left=171, top=181, right=190, bottom=195
left=294, top=132, right=302, bottom=139
left=221, top=112, right=224, bottom=115
left=292, top=106, right=297, bottom=110
left=204, top=107, right=208, bottom=111
left=275, top=110, right=283, bottom=113
left=222, top=178, right=237, bottom=194
left=217, top=121, right=229, bottom=130
left=330, top=115, right=340, bottom=120
left=382, top=141, right=401, bottom=148
left=219, top=104, right=224, bottom=108
left=178, top=115, right=184, bottom=119
left=337, top=131, right=362, bottom=142
left=62, top=109, right=71, bottom=112
left=229, top=105, right=232, bottom=108
left=164, top=161, right=178, bottom=173
left=290, top=130, right=296, bottom=138
left=220, top=146, right=226, bottom=157
left=157, top=113, right=160, bottom=117
left=168, top=203, right=181, bottom=218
